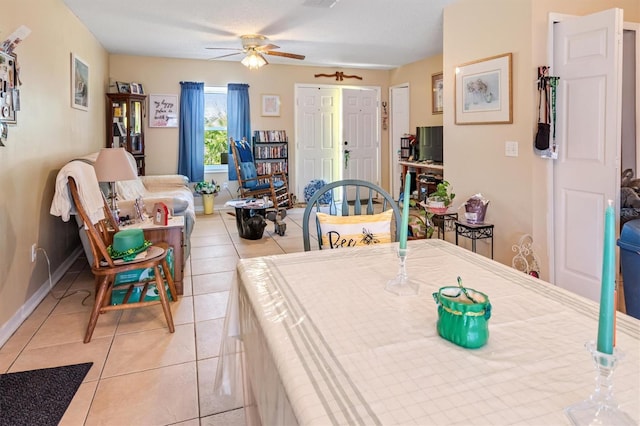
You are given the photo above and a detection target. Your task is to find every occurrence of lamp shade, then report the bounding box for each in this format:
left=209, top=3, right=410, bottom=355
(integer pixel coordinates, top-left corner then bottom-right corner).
left=241, top=52, right=268, bottom=70
left=94, top=148, right=138, bottom=182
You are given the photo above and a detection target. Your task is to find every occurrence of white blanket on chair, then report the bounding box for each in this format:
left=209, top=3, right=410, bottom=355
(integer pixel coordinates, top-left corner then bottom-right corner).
left=50, top=159, right=105, bottom=225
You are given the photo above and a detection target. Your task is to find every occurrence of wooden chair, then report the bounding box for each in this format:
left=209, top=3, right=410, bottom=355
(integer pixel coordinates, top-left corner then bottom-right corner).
left=230, top=137, right=291, bottom=209
left=68, top=177, right=177, bottom=343
left=302, top=179, right=401, bottom=251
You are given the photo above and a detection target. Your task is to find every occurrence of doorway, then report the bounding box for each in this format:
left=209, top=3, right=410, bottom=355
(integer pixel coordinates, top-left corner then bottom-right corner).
left=294, top=84, right=381, bottom=201
left=389, top=84, right=410, bottom=199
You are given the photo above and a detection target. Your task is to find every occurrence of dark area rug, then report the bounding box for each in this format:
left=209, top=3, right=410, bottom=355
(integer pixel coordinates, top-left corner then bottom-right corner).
left=0, top=362, right=92, bottom=426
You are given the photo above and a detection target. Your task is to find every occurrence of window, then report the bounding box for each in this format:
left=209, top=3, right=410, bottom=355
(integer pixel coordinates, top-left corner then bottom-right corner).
left=204, top=87, right=227, bottom=170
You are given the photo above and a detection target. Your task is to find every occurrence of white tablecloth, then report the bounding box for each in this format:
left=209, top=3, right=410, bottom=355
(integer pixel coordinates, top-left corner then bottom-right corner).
left=216, top=239, right=640, bottom=425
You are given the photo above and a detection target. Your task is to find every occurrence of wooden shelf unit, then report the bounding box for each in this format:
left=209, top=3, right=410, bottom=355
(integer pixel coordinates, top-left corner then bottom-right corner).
left=106, top=93, right=146, bottom=175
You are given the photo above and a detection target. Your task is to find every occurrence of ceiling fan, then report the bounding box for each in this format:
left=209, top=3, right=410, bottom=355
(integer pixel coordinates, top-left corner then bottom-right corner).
left=207, top=34, right=305, bottom=69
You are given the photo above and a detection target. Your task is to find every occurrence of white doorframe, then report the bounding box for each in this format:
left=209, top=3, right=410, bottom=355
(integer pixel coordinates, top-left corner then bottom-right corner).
left=389, top=83, right=410, bottom=199
left=294, top=83, right=381, bottom=198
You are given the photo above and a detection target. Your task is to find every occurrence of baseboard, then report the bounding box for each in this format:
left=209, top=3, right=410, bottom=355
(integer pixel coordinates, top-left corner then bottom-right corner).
left=0, top=247, right=83, bottom=348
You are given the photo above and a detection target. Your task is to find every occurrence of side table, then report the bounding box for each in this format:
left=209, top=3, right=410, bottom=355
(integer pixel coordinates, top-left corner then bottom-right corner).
left=429, top=210, right=458, bottom=240
left=121, top=216, right=185, bottom=295
left=226, top=199, right=272, bottom=240
left=455, top=220, right=494, bottom=259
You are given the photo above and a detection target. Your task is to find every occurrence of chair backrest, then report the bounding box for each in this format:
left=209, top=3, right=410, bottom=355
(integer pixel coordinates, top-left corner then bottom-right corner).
left=230, top=137, right=259, bottom=189
left=68, top=177, right=120, bottom=269
left=302, top=179, right=401, bottom=251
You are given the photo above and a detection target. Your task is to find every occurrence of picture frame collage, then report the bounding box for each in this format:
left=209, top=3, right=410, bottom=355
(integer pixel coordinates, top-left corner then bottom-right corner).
left=0, top=50, right=18, bottom=145
left=116, top=81, right=145, bottom=95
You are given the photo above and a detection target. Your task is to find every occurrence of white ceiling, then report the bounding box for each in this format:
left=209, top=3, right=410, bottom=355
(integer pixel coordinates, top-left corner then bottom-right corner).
left=62, top=0, right=456, bottom=70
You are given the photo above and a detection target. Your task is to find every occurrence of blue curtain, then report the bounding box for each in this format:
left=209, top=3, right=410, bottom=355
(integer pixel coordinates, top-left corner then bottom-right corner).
left=227, top=83, right=251, bottom=180
left=178, top=81, right=204, bottom=182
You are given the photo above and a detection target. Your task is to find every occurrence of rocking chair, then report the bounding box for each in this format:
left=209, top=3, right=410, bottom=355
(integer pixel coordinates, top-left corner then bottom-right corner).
left=231, top=137, right=291, bottom=209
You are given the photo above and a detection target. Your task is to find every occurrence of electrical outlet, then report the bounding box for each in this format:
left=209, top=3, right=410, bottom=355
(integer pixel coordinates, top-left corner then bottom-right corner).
left=31, top=244, right=37, bottom=262
left=222, top=182, right=229, bottom=190
left=505, top=141, right=519, bottom=157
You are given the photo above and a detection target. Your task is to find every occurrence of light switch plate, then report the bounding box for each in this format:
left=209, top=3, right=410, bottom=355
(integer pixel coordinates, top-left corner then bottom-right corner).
left=505, top=141, right=518, bottom=157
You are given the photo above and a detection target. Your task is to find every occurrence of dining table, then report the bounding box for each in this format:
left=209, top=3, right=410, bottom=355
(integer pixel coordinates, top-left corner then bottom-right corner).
left=214, top=239, right=640, bottom=425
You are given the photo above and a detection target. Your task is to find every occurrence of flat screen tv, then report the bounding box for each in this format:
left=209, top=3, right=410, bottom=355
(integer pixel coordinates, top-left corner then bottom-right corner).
left=416, top=126, right=443, bottom=164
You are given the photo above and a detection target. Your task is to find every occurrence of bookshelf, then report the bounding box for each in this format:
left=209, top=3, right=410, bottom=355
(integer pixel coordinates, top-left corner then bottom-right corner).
left=253, top=130, right=289, bottom=177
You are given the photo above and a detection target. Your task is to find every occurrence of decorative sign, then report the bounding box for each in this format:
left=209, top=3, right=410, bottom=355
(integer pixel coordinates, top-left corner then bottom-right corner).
left=149, top=94, right=178, bottom=127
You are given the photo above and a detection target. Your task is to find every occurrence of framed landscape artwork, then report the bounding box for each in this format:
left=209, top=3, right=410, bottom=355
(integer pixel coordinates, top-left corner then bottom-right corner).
left=455, top=53, right=512, bottom=124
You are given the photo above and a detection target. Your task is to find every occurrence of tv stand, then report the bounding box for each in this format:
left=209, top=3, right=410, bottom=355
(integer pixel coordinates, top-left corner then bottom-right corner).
left=398, top=160, right=444, bottom=200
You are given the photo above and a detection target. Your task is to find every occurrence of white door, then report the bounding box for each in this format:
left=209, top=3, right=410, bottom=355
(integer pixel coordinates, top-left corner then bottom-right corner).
left=553, top=8, right=623, bottom=301
left=342, top=88, right=380, bottom=187
left=295, top=86, right=340, bottom=200
left=390, top=85, right=410, bottom=199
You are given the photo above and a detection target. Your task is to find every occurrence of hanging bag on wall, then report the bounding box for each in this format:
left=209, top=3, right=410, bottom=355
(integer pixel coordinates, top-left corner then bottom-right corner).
left=534, top=72, right=550, bottom=151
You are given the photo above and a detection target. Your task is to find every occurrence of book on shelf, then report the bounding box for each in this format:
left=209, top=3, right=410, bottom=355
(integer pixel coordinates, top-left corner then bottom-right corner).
left=255, top=145, right=288, bottom=159
left=254, top=130, right=287, bottom=142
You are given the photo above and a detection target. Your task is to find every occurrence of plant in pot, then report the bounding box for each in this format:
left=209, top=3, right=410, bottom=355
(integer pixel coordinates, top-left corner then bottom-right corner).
left=194, top=180, right=220, bottom=214
left=425, top=180, right=455, bottom=214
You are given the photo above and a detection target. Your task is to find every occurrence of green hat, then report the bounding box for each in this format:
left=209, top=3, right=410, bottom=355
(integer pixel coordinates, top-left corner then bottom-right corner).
left=108, top=229, right=152, bottom=261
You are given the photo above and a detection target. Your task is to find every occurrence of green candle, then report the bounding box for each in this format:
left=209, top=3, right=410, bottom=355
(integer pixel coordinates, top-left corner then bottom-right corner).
left=597, top=200, right=615, bottom=354
left=399, top=172, right=411, bottom=250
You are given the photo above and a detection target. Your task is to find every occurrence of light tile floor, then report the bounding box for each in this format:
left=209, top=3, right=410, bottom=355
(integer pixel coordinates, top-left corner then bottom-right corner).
left=0, top=205, right=311, bottom=425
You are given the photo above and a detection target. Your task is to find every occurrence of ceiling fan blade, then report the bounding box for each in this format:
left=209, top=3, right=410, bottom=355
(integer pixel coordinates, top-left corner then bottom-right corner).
left=265, top=51, right=305, bottom=60
left=209, top=52, right=242, bottom=60
left=206, top=47, right=243, bottom=51
left=255, top=44, right=279, bottom=52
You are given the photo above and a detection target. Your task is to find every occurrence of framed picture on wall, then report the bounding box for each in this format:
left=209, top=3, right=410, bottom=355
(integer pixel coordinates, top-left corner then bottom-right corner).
left=149, top=94, right=178, bottom=127
left=432, top=72, right=443, bottom=114
left=71, top=53, right=89, bottom=111
left=455, top=52, right=512, bottom=124
left=261, top=94, right=280, bottom=117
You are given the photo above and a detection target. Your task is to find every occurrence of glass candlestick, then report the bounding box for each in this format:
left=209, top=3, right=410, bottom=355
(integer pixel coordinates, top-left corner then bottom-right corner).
left=385, top=247, right=419, bottom=296
left=564, top=341, right=635, bottom=426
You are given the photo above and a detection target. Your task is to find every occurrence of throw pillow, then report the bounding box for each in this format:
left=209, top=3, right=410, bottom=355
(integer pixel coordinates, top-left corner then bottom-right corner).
left=316, top=209, right=393, bottom=249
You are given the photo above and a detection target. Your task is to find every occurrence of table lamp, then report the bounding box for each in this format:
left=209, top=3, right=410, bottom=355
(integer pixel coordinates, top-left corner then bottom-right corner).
left=94, top=147, right=138, bottom=223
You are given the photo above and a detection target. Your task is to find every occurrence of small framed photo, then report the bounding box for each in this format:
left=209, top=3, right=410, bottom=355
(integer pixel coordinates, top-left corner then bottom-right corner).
left=116, top=81, right=130, bottom=94
left=455, top=52, right=512, bottom=125
left=130, top=82, right=141, bottom=94
left=138, top=83, right=144, bottom=94
left=71, top=53, right=89, bottom=111
left=115, top=121, right=126, bottom=137
left=261, top=94, right=280, bottom=117
left=431, top=72, right=443, bottom=114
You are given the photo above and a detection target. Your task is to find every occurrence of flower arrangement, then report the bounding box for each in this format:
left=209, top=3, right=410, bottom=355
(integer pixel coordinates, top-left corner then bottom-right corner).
left=194, top=180, right=220, bottom=195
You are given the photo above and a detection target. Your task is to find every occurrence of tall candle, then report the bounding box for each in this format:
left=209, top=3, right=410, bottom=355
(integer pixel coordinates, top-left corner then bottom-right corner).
left=597, top=200, right=615, bottom=354
left=399, top=172, right=411, bottom=250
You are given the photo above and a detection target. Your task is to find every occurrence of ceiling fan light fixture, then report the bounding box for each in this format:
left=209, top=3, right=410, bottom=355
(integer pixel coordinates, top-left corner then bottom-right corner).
left=241, top=51, right=267, bottom=69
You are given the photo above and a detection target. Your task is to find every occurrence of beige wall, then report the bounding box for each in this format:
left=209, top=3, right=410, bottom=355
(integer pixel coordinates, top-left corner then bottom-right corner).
left=0, top=0, right=108, bottom=340
left=444, top=0, right=639, bottom=276
left=390, top=54, right=444, bottom=129
left=109, top=56, right=391, bottom=190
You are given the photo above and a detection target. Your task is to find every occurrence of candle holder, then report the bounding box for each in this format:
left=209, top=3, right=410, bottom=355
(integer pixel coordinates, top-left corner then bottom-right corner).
left=564, top=341, right=635, bottom=426
left=385, top=247, right=419, bottom=296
